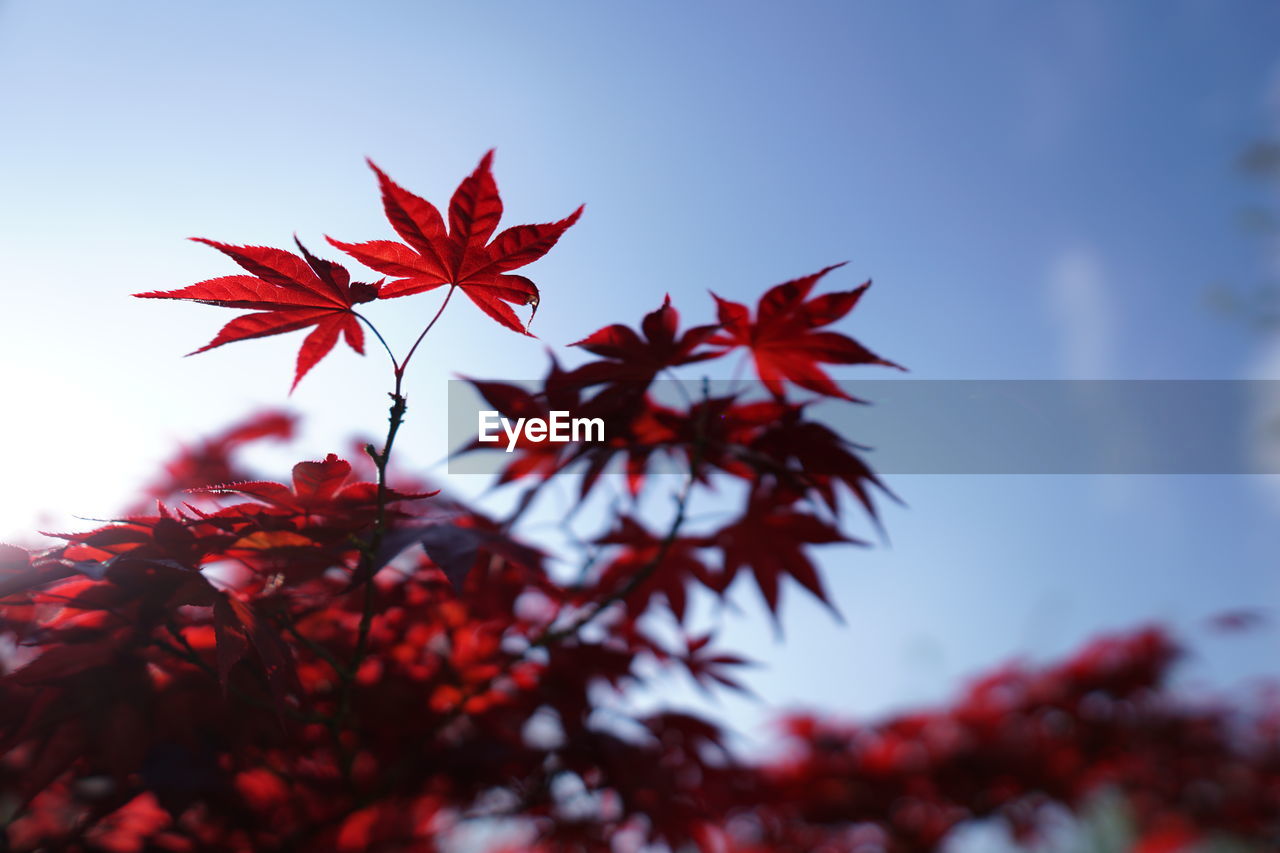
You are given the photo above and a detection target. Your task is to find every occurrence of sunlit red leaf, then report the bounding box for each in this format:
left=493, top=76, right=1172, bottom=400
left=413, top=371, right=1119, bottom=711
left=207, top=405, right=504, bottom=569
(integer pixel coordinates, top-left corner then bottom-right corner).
left=328, top=152, right=582, bottom=335
left=711, top=264, right=903, bottom=400
left=136, top=239, right=381, bottom=389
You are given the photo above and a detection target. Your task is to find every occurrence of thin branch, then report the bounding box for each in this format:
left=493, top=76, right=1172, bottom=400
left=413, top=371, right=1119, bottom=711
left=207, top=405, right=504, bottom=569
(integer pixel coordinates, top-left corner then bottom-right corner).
left=331, top=286, right=454, bottom=780
left=532, top=479, right=695, bottom=648
left=533, top=378, right=712, bottom=646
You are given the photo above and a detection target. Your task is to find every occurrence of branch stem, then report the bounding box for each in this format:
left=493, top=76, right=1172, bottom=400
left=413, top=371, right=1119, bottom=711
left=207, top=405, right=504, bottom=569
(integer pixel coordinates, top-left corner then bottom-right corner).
left=329, top=288, right=454, bottom=780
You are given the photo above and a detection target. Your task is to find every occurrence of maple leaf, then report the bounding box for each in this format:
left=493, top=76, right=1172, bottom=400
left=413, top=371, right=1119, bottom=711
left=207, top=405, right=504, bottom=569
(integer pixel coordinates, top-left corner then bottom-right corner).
left=194, top=453, right=435, bottom=513
left=327, top=151, right=582, bottom=335
left=572, top=396, right=681, bottom=499
left=374, top=521, right=539, bottom=593
left=569, top=294, right=721, bottom=386
left=593, top=518, right=716, bottom=623
left=747, top=407, right=894, bottom=520
left=461, top=361, right=680, bottom=502
left=0, top=545, right=78, bottom=602
left=680, top=634, right=755, bottom=696
left=134, top=410, right=297, bottom=512
left=710, top=264, right=903, bottom=400
left=135, top=238, right=381, bottom=390
left=642, top=395, right=786, bottom=482
left=462, top=356, right=587, bottom=485
left=213, top=593, right=298, bottom=719
left=49, top=513, right=234, bottom=574
left=708, top=490, right=859, bottom=616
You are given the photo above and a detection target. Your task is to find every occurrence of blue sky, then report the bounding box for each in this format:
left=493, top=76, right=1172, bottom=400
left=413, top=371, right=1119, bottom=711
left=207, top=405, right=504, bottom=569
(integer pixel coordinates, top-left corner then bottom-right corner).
left=2, top=1, right=1279, bottom=740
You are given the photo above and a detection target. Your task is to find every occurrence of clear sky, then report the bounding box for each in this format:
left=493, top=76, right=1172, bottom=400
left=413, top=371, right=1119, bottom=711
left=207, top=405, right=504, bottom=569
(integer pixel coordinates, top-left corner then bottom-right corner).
left=2, top=0, right=1279, bottom=747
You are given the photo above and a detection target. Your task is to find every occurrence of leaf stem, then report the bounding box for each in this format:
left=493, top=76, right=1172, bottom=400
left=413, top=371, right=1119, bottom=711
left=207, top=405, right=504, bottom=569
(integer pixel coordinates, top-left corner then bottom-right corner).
left=397, top=285, right=457, bottom=377
left=354, top=312, right=398, bottom=371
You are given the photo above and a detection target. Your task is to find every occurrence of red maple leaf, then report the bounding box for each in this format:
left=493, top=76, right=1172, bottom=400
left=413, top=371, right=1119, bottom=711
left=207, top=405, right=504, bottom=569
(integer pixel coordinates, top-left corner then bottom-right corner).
left=710, top=264, right=903, bottom=400
left=327, top=151, right=582, bottom=335
left=680, top=634, right=754, bottom=695
left=135, top=238, right=381, bottom=390
left=213, top=593, right=299, bottom=716
left=569, top=294, right=721, bottom=386
left=708, top=490, right=858, bottom=616
left=463, top=357, right=587, bottom=485
left=748, top=408, right=893, bottom=520
left=593, top=517, right=716, bottom=623
left=194, top=453, right=435, bottom=513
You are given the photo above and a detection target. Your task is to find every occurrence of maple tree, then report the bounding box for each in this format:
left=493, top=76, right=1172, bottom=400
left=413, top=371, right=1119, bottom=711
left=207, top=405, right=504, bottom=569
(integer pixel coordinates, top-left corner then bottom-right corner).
left=2, top=153, right=1278, bottom=852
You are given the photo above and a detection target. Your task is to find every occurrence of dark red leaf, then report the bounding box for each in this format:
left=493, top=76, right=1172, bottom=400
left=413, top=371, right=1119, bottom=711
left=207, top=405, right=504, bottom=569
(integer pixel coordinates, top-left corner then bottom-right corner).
left=569, top=294, right=722, bottom=387
left=709, top=491, right=857, bottom=616
left=225, top=596, right=296, bottom=719
left=212, top=595, right=250, bottom=698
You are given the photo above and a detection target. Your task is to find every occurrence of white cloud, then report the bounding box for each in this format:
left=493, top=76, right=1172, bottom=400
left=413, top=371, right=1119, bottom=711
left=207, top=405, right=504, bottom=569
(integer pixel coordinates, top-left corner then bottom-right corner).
left=1045, top=247, right=1144, bottom=511
left=1046, top=246, right=1114, bottom=379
